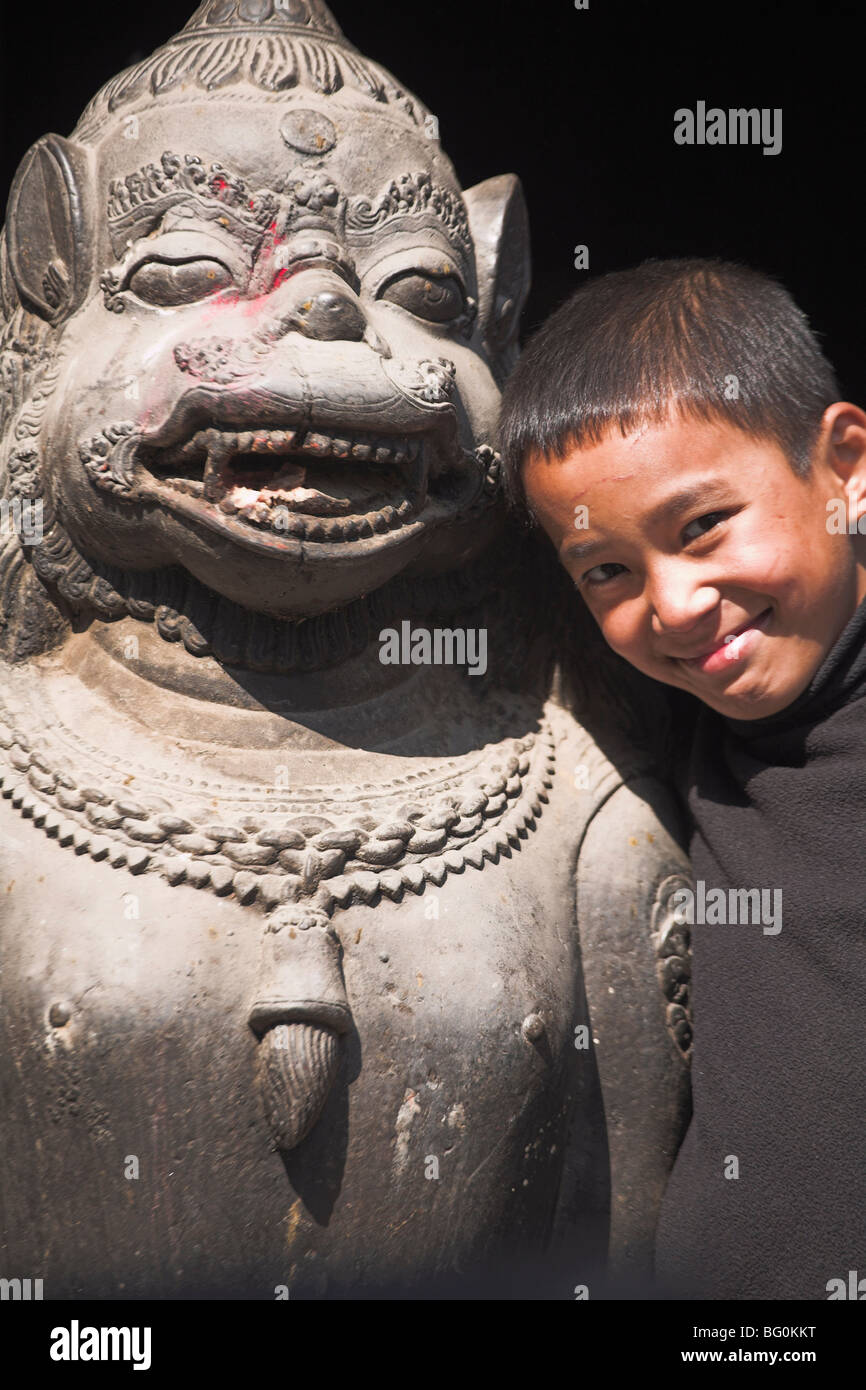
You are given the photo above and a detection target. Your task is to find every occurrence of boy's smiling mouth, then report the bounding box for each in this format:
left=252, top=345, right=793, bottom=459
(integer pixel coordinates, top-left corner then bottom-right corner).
left=675, top=607, right=773, bottom=674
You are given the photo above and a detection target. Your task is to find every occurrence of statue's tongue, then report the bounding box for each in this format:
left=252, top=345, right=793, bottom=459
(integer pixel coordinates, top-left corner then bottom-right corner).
left=226, top=484, right=349, bottom=517
left=210, top=452, right=398, bottom=518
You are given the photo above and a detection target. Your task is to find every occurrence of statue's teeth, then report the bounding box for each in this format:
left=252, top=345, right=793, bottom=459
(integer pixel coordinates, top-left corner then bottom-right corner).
left=304, top=432, right=333, bottom=456
left=178, top=478, right=204, bottom=496
left=158, top=425, right=426, bottom=540
left=238, top=500, right=270, bottom=525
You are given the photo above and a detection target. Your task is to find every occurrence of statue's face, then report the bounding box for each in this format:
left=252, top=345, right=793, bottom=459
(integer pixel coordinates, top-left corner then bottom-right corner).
left=40, top=95, right=504, bottom=616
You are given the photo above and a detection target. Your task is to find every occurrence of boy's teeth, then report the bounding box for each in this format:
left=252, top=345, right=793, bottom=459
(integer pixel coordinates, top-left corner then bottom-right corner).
left=723, top=631, right=749, bottom=660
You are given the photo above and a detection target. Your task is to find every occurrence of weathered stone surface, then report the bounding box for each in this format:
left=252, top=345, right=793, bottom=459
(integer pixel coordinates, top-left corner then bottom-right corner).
left=0, top=0, right=691, bottom=1302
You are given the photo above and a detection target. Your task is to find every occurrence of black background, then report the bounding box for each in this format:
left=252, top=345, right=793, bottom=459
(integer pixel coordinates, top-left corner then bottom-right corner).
left=1, top=0, right=864, bottom=398
left=1, top=3, right=866, bottom=1322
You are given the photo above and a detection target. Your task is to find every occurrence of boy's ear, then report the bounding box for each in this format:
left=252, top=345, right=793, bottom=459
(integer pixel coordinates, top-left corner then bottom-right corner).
left=464, top=174, right=531, bottom=386
left=5, top=134, right=93, bottom=324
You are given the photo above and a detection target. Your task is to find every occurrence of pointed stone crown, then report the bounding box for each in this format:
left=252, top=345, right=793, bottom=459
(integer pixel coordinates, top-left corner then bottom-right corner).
left=73, top=0, right=433, bottom=141
left=181, top=0, right=344, bottom=39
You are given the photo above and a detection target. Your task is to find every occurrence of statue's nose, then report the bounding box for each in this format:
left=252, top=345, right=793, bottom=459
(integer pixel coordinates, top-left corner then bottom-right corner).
left=268, top=269, right=367, bottom=344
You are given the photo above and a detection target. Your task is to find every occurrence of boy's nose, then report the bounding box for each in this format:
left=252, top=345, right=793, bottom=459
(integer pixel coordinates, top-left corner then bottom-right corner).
left=646, top=562, right=720, bottom=642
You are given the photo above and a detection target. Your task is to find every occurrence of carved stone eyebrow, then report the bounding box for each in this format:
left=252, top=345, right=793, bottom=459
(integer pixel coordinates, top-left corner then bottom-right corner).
left=107, top=152, right=282, bottom=246
left=107, top=154, right=473, bottom=265
left=344, top=172, right=472, bottom=262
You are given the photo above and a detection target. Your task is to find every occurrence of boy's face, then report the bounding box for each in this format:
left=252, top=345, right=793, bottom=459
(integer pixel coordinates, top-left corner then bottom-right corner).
left=522, top=404, right=866, bottom=719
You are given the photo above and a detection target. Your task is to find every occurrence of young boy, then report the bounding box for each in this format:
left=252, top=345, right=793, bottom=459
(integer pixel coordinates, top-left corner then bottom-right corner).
left=498, top=258, right=866, bottom=1300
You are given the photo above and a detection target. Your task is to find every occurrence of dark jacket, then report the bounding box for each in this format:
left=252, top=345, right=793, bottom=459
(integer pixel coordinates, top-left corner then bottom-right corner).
left=655, top=593, right=866, bottom=1300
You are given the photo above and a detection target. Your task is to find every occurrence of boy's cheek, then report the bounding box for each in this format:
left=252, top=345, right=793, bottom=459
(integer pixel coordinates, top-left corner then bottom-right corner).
left=600, top=613, right=679, bottom=682
left=592, top=608, right=642, bottom=663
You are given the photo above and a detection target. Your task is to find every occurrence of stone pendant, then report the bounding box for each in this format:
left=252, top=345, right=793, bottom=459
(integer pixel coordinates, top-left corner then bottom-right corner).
left=248, top=905, right=351, bottom=1151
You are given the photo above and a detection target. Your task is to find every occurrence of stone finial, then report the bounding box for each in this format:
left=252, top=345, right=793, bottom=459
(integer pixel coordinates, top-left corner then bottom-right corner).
left=181, top=0, right=344, bottom=38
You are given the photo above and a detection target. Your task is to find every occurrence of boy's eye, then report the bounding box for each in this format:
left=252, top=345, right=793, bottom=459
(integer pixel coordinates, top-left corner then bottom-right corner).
left=580, top=561, right=627, bottom=588
left=682, top=510, right=729, bottom=543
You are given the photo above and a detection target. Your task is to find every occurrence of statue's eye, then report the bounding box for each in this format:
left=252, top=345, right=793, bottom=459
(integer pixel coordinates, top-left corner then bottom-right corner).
left=126, top=258, right=234, bottom=306
left=379, top=271, right=465, bottom=323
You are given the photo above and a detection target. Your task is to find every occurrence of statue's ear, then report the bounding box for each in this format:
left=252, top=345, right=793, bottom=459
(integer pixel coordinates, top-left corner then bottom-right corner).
left=464, top=173, right=531, bottom=386
left=5, top=134, right=93, bottom=323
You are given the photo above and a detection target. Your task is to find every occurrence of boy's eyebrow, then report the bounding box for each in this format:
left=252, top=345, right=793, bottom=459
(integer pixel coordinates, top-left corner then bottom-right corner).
left=563, top=480, right=733, bottom=561
left=564, top=536, right=616, bottom=562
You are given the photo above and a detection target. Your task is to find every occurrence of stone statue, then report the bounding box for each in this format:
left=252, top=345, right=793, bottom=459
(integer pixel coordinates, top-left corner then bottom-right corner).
left=0, top=0, right=692, bottom=1297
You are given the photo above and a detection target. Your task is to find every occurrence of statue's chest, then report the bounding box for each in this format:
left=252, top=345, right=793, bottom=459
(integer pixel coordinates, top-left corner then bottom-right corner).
left=0, top=716, right=602, bottom=1296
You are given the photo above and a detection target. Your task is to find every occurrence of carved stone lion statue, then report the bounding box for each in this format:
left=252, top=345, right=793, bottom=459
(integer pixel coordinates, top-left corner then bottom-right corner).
left=0, top=0, right=692, bottom=1297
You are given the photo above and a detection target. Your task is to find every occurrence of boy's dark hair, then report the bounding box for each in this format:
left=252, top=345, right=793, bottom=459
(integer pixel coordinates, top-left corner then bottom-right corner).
left=498, top=257, right=841, bottom=516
